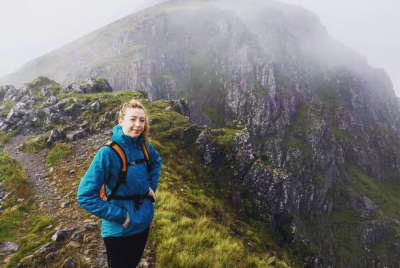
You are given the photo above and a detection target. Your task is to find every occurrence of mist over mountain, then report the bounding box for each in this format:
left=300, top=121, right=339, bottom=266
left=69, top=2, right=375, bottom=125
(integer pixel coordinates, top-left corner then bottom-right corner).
left=1, top=0, right=400, bottom=267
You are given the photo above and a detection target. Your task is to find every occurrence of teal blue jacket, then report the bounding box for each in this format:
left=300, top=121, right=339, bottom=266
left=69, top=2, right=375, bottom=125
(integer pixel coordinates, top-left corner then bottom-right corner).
left=77, top=125, right=162, bottom=237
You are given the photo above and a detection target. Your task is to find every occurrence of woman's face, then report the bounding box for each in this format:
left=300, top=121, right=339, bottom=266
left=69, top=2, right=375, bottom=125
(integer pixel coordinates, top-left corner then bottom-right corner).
left=118, top=107, right=146, bottom=138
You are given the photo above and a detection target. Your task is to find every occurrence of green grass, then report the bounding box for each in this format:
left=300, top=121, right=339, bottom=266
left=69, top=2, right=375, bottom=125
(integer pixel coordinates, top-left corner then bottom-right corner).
left=0, top=152, right=55, bottom=268
left=154, top=190, right=288, bottom=268
left=330, top=126, right=351, bottom=141
left=0, top=151, right=31, bottom=199
left=20, top=136, right=47, bottom=153
left=150, top=128, right=295, bottom=267
left=202, top=105, right=225, bottom=128
left=45, top=142, right=72, bottom=167
left=0, top=101, right=16, bottom=117
left=346, top=164, right=400, bottom=218
left=290, top=104, right=311, bottom=135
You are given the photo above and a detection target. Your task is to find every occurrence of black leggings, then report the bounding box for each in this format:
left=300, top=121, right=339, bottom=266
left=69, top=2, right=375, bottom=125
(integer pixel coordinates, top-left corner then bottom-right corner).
left=103, top=228, right=150, bottom=268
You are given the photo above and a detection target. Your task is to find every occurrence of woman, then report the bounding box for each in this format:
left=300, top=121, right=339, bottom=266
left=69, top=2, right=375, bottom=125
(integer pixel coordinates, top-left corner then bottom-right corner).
left=77, top=99, right=162, bottom=268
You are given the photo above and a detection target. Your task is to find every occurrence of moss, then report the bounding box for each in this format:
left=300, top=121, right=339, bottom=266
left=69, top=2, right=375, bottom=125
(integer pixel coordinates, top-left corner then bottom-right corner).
left=311, top=174, right=323, bottom=187
left=0, top=129, right=20, bottom=147
left=279, top=87, right=291, bottom=99
left=45, top=142, right=73, bottom=167
left=20, top=136, right=47, bottom=153
left=284, top=136, right=303, bottom=150
left=291, top=104, right=311, bottom=136
left=202, top=105, right=225, bottom=128
left=346, top=164, right=400, bottom=218
left=318, top=88, right=341, bottom=103
left=244, top=198, right=253, bottom=216
left=0, top=151, right=31, bottom=199
left=330, top=126, right=351, bottom=141
left=0, top=101, right=16, bottom=117
left=302, top=179, right=364, bottom=263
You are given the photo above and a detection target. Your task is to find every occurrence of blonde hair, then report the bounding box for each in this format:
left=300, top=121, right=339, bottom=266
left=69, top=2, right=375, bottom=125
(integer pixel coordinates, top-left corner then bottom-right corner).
left=118, top=99, right=150, bottom=145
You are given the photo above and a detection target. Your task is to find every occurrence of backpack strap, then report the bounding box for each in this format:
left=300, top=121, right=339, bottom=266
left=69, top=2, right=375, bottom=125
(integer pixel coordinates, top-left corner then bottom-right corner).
left=99, top=140, right=153, bottom=202
left=99, top=141, right=127, bottom=201
left=140, top=142, right=152, bottom=181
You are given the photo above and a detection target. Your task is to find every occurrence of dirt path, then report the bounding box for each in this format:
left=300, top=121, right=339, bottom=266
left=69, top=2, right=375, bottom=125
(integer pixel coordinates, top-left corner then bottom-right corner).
left=3, top=132, right=155, bottom=268
left=5, top=133, right=52, bottom=194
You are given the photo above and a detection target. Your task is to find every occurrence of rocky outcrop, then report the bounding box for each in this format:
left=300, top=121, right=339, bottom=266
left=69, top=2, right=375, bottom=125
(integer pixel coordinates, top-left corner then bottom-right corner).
left=64, top=77, right=112, bottom=94
left=196, top=125, right=400, bottom=267
left=360, top=221, right=390, bottom=246
left=0, top=85, right=15, bottom=101
left=0, top=78, right=113, bottom=133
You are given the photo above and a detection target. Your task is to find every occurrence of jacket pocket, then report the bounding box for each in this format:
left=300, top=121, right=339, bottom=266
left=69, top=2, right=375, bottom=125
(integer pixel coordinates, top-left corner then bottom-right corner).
left=123, top=200, right=149, bottom=234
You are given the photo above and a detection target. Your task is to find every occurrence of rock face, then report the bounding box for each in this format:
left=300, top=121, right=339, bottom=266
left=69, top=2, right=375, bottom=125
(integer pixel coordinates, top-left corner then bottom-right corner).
left=0, top=77, right=113, bottom=133
left=64, top=77, right=113, bottom=94
left=1, top=0, right=400, bottom=267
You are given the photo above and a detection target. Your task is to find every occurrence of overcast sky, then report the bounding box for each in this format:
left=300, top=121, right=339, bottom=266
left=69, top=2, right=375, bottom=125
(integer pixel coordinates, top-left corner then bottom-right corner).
left=0, top=0, right=399, bottom=95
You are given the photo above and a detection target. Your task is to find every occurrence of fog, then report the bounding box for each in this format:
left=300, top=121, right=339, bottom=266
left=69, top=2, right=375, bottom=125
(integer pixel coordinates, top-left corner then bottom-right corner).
left=0, top=0, right=399, bottom=95
left=279, top=0, right=400, bottom=95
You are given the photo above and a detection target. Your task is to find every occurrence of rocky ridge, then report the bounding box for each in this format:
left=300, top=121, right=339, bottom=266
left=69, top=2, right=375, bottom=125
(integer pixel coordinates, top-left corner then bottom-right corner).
left=0, top=77, right=293, bottom=268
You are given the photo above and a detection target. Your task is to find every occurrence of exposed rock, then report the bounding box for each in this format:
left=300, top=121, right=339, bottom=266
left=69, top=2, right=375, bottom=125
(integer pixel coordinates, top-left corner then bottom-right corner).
left=83, top=233, right=98, bottom=243
left=89, top=101, right=100, bottom=112
left=33, top=243, right=56, bottom=256
left=51, top=229, right=73, bottom=242
left=343, top=187, right=378, bottom=213
left=60, top=201, right=70, bottom=208
left=1, top=102, right=39, bottom=131
left=67, top=129, right=89, bottom=141
left=229, top=129, right=255, bottom=178
left=45, top=252, right=56, bottom=261
left=70, top=231, right=81, bottom=241
left=67, top=241, right=81, bottom=249
left=47, top=129, right=66, bottom=143
left=196, top=129, right=222, bottom=167
left=84, top=222, right=99, bottom=231
left=170, top=98, right=190, bottom=119
left=361, top=221, right=390, bottom=246
left=0, top=242, right=18, bottom=252
left=3, top=85, right=21, bottom=102
left=45, top=96, right=58, bottom=106
left=60, top=257, right=78, bottom=268
left=41, top=84, right=51, bottom=97
left=65, top=103, right=83, bottom=117
left=64, top=77, right=113, bottom=94
left=0, top=85, right=14, bottom=100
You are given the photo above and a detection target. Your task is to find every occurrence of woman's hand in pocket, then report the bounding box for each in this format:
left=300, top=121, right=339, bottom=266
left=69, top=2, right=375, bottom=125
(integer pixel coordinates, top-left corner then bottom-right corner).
left=122, top=212, right=129, bottom=228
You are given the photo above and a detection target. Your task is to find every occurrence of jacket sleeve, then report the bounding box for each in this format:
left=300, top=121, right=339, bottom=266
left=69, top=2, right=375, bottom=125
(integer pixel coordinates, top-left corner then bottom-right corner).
left=77, top=147, right=127, bottom=224
left=148, top=143, right=162, bottom=192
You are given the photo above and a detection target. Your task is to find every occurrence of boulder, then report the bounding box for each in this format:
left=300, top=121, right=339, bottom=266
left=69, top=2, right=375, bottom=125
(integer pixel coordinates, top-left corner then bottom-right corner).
left=45, top=96, right=58, bottom=106
left=0, top=242, right=18, bottom=252
left=51, top=229, right=72, bottom=242
left=47, top=129, right=66, bottom=143
left=4, top=85, right=30, bottom=102
left=361, top=221, right=390, bottom=246
left=0, top=85, right=14, bottom=100
left=64, top=77, right=113, bottom=94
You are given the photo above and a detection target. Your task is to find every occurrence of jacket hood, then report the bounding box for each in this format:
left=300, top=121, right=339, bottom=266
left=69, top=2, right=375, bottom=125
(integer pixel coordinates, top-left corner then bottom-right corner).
left=112, top=124, right=145, bottom=146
